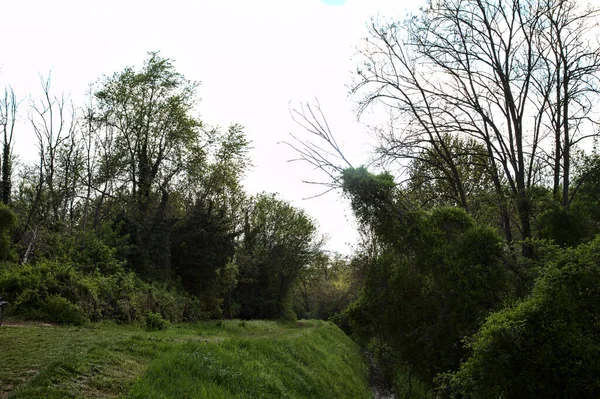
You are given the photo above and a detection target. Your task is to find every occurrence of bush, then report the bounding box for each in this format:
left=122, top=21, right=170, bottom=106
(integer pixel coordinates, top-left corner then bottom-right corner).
left=345, top=208, right=509, bottom=381
left=0, top=260, right=207, bottom=325
left=44, top=294, right=89, bottom=325
left=441, top=236, right=600, bottom=398
left=146, top=311, right=169, bottom=331
left=30, top=229, right=125, bottom=274
left=11, top=290, right=88, bottom=325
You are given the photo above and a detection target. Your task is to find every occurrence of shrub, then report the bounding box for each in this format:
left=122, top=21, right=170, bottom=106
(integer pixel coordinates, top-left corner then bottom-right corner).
left=0, top=260, right=207, bottom=325
left=441, top=236, right=600, bottom=398
left=44, top=294, right=88, bottom=325
left=345, top=208, right=509, bottom=381
left=146, top=311, right=169, bottom=331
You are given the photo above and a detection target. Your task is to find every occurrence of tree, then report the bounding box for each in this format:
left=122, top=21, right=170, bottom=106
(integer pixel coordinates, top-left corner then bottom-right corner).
left=94, top=52, right=202, bottom=213
left=28, top=74, right=80, bottom=229
left=0, top=203, right=16, bottom=260
left=404, top=135, right=513, bottom=237
left=234, top=194, right=324, bottom=320
left=171, top=123, right=251, bottom=316
left=16, top=76, right=82, bottom=264
left=171, top=199, right=237, bottom=316
left=351, top=0, right=600, bottom=253
left=0, top=87, right=17, bottom=205
left=533, top=0, right=600, bottom=207
left=341, top=168, right=510, bottom=381
left=94, top=52, right=204, bottom=278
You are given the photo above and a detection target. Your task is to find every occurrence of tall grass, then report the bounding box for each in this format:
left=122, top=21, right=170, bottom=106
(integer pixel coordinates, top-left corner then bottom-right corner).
left=1, top=320, right=372, bottom=398
left=127, top=321, right=371, bottom=398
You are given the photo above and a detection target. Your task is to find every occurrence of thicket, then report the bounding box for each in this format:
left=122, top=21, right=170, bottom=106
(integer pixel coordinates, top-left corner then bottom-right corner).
left=0, top=53, right=332, bottom=326
left=440, top=237, right=600, bottom=398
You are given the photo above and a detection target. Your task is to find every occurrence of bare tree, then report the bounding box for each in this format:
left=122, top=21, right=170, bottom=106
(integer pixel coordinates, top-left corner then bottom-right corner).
left=349, top=0, right=600, bottom=251
left=533, top=0, right=600, bottom=207
left=28, top=73, right=78, bottom=228
left=284, top=101, right=354, bottom=199
left=0, top=87, right=18, bottom=204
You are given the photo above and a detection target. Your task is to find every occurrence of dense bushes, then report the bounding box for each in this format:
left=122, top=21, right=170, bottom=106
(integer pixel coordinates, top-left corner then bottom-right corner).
left=340, top=169, right=511, bottom=380
left=345, top=209, right=510, bottom=380
left=441, top=237, right=600, bottom=398
left=0, top=260, right=206, bottom=325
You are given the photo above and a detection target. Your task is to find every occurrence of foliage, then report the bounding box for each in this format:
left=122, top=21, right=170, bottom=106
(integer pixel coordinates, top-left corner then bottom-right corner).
left=440, top=236, right=600, bottom=398
left=234, top=194, right=324, bottom=320
left=405, top=135, right=494, bottom=211
left=293, top=252, right=359, bottom=320
left=538, top=203, right=593, bottom=247
left=28, top=229, right=126, bottom=274
left=171, top=200, right=237, bottom=317
left=146, top=311, right=169, bottom=331
left=93, top=52, right=204, bottom=279
left=341, top=168, right=510, bottom=381
left=43, top=294, right=89, bottom=325
left=0, top=202, right=16, bottom=260
left=0, top=260, right=205, bottom=325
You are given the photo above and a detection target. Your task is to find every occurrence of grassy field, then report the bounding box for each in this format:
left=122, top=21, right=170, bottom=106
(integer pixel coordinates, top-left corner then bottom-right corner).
left=0, top=319, right=372, bottom=398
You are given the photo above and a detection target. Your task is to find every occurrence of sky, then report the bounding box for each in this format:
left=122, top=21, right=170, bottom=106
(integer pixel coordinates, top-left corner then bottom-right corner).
left=0, top=0, right=421, bottom=254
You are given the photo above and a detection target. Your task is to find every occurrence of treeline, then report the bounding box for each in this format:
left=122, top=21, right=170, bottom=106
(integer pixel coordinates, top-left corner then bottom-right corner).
left=289, top=0, right=600, bottom=397
left=0, top=53, right=353, bottom=326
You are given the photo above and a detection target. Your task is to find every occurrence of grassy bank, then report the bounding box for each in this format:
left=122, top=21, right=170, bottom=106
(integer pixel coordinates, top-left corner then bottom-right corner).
left=0, top=320, right=371, bottom=398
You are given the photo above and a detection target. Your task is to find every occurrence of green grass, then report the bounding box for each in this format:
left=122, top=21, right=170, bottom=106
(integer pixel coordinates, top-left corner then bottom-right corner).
left=0, top=320, right=372, bottom=398
left=391, top=365, right=432, bottom=399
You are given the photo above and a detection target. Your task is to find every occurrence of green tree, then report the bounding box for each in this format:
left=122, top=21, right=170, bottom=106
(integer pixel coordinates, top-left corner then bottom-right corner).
left=0, top=203, right=16, bottom=260
left=170, top=123, right=250, bottom=315
left=0, top=87, right=17, bottom=205
left=171, top=200, right=237, bottom=317
left=234, top=194, right=324, bottom=320
left=406, top=135, right=515, bottom=241
left=94, top=52, right=204, bottom=279
left=342, top=167, right=509, bottom=381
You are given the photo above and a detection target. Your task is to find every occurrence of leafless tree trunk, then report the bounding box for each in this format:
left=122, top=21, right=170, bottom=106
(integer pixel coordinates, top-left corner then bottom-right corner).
left=535, top=0, right=600, bottom=208
left=0, top=87, right=18, bottom=205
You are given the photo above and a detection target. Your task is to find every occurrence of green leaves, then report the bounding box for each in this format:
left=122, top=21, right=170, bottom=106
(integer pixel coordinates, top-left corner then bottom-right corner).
left=341, top=166, right=509, bottom=382
left=444, top=237, right=600, bottom=398
left=94, top=51, right=202, bottom=206
left=234, top=194, right=324, bottom=320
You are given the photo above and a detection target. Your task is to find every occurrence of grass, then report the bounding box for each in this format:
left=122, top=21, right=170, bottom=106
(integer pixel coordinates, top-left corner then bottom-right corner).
left=391, top=365, right=433, bottom=399
left=0, top=319, right=372, bottom=398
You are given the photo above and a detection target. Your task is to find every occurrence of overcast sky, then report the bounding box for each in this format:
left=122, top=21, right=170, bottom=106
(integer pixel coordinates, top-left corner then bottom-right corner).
left=0, top=0, right=421, bottom=254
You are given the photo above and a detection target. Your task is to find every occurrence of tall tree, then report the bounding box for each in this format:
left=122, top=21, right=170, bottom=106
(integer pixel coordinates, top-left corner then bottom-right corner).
left=94, top=52, right=203, bottom=278
left=95, top=52, right=201, bottom=214
left=234, top=194, right=324, bottom=320
left=28, top=75, right=79, bottom=228
left=533, top=0, right=600, bottom=208
left=0, top=88, right=17, bottom=205
left=351, top=0, right=600, bottom=252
